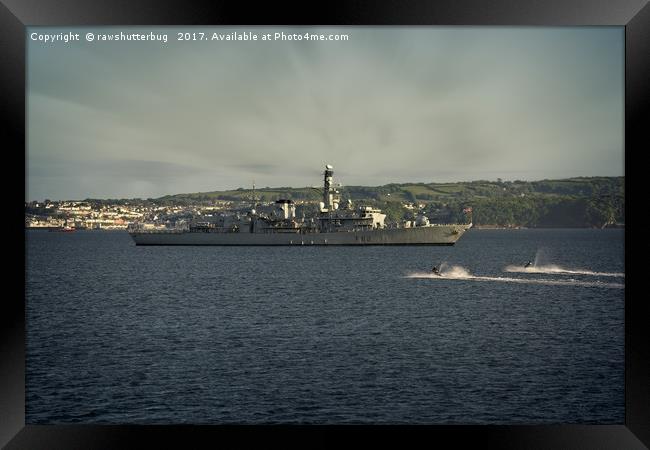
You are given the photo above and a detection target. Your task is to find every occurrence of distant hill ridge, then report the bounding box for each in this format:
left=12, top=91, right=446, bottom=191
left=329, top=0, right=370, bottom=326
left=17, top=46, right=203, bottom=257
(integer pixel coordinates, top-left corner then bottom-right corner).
left=156, top=176, right=624, bottom=228
left=160, top=176, right=622, bottom=200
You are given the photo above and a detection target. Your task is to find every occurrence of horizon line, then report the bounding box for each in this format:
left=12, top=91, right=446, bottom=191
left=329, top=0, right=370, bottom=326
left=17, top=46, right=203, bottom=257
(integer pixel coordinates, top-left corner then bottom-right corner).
left=26, top=174, right=624, bottom=203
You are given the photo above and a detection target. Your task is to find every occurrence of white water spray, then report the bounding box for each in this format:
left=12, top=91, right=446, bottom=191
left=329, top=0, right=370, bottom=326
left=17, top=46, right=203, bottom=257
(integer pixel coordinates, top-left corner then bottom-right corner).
left=504, top=264, right=624, bottom=278
left=406, top=265, right=624, bottom=289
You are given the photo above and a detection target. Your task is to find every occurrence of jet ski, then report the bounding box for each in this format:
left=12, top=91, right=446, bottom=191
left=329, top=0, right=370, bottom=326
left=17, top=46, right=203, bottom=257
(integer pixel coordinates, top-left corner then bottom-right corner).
left=524, top=261, right=533, bottom=268
left=431, top=266, right=442, bottom=276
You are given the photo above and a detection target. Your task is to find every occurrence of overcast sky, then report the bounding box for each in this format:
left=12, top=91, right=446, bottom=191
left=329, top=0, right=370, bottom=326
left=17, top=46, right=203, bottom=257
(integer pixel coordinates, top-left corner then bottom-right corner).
left=27, top=26, right=623, bottom=201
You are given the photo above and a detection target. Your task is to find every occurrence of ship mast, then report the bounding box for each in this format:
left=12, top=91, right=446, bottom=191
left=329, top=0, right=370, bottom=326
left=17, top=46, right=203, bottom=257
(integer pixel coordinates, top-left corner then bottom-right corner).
left=251, top=180, right=257, bottom=212
left=323, top=164, right=334, bottom=210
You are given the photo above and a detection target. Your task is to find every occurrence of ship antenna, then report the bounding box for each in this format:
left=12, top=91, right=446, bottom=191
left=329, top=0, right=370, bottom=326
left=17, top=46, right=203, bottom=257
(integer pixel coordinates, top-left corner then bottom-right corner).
left=252, top=180, right=257, bottom=210
left=323, top=164, right=334, bottom=210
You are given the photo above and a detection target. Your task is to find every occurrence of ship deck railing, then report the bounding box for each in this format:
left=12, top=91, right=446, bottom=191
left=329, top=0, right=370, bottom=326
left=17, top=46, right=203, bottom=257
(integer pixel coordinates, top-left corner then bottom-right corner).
left=129, top=229, right=187, bottom=234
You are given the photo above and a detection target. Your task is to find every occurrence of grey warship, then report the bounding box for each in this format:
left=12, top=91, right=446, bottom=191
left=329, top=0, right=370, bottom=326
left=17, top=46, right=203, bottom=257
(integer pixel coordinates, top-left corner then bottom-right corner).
left=128, top=165, right=472, bottom=246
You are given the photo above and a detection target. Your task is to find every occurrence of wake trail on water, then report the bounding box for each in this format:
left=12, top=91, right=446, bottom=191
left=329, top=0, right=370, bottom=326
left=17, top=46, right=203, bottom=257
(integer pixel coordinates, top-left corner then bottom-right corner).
left=406, top=266, right=624, bottom=289
left=504, top=264, right=624, bottom=278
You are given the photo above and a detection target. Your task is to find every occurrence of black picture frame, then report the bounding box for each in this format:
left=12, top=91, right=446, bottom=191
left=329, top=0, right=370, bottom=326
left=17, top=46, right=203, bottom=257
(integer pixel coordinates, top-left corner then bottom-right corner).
left=3, top=0, right=648, bottom=448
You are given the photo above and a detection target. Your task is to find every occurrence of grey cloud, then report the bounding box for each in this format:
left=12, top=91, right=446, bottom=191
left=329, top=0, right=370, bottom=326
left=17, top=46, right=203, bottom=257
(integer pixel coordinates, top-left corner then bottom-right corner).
left=27, top=26, right=623, bottom=200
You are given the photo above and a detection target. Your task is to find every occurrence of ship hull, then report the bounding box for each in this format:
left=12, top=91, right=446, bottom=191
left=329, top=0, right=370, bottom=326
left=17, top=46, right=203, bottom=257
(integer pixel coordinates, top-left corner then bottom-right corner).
left=129, top=224, right=470, bottom=246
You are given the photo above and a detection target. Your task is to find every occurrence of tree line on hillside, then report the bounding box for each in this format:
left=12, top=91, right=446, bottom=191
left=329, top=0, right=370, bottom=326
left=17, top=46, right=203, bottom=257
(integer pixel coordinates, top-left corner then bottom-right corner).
left=164, top=177, right=625, bottom=228
left=26, top=177, right=624, bottom=228
left=324, top=178, right=624, bottom=228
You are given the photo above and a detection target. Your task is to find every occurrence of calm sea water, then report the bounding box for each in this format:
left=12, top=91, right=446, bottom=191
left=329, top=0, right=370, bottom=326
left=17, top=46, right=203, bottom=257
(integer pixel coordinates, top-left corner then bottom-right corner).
left=25, top=228, right=625, bottom=424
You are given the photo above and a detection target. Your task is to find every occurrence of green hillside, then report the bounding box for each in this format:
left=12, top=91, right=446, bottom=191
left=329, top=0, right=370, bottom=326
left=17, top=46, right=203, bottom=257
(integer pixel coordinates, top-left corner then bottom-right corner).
left=156, top=176, right=624, bottom=228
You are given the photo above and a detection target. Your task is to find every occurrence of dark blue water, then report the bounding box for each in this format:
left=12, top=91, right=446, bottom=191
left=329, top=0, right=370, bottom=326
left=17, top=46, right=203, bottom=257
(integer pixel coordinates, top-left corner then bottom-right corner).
left=25, top=229, right=625, bottom=424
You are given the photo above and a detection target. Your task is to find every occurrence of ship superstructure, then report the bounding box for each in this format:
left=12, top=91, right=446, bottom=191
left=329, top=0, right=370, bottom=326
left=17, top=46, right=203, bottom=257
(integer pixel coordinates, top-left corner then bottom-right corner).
left=128, top=165, right=472, bottom=246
